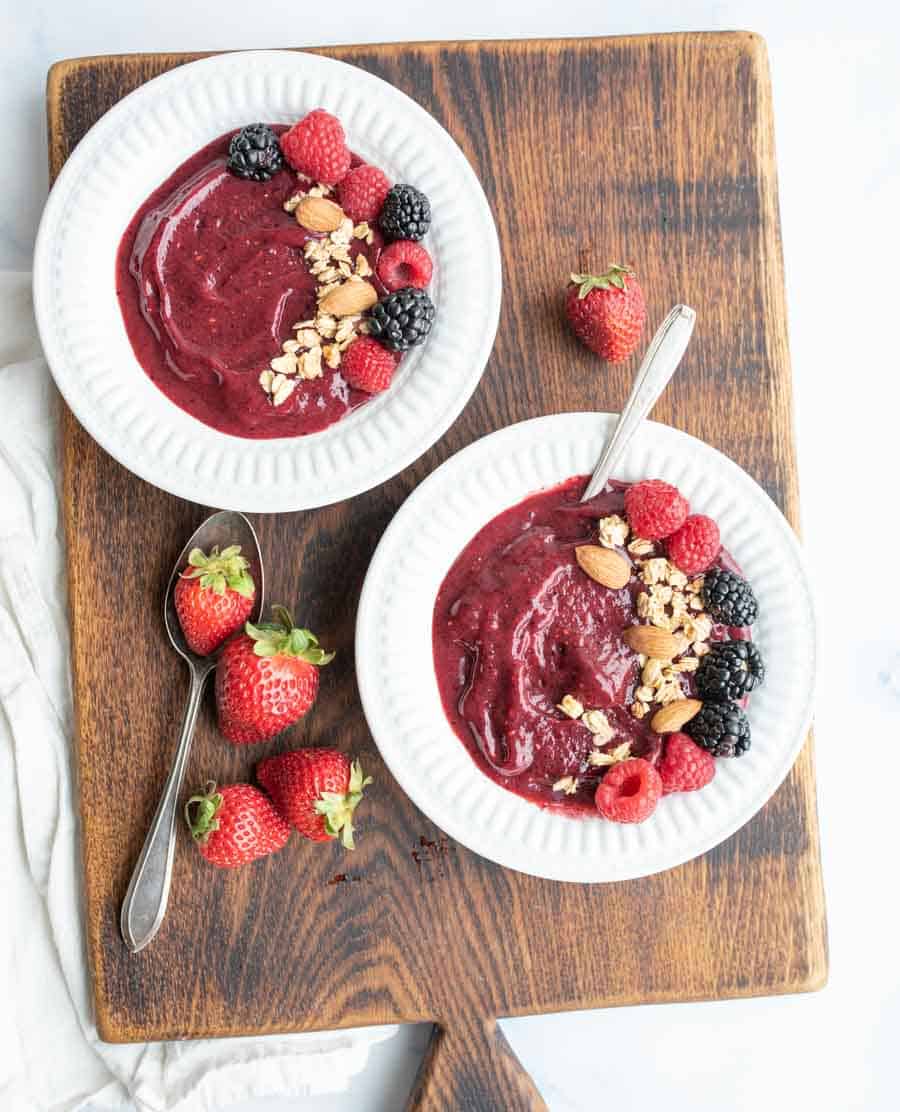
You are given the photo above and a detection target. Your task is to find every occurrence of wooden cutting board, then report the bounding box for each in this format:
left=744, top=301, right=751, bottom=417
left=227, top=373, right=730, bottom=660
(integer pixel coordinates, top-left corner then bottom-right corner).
left=48, top=33, right=827, bottom=1110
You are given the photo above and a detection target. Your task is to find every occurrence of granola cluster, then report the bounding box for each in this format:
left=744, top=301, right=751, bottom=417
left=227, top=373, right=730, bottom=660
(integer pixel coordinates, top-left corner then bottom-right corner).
left=551, top=700, right=632, bottom=794
left=595, top=515, right=714, bottom=721
left=259, top=189, right=376, bottom=406
left=597, top=513, right=629, bottom=548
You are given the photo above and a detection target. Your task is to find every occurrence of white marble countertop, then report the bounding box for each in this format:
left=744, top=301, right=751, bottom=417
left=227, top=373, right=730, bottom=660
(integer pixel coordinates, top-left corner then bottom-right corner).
left=9, top=2, right=899, bottom=1109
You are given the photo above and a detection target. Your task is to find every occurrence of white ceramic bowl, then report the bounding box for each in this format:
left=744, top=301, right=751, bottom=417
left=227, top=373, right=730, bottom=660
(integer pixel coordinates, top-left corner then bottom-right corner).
left=356, top=413, right=817, bottom=883
left=33, top=50, right=501, bottom=512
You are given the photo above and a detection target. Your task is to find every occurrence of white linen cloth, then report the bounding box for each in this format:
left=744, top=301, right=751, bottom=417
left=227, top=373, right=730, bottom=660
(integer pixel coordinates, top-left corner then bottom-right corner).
left=0, top=271, right=395, bottom=1111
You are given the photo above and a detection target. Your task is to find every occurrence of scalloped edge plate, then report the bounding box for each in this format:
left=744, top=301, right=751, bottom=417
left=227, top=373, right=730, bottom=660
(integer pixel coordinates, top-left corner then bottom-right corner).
left=34, top=50, right=501, bottom=511
left=356, top=414, right=818, bottom=883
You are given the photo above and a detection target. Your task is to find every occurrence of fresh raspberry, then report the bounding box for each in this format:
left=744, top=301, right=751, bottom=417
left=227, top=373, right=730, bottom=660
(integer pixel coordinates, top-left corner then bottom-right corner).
left=279, top=109, right=351, bottom=185
left=338, top=164, right=392, bottom=223
left=376, top=241, right=433, bottom=291
left=624, top=479, right=689, bottom=540
left=658, top=733, right=716, bottom=794
left=594, top=758, right=662, bottom=823
left=667, top=514, right=721, bottom=576
left=341, top=337, right=400, bottom=394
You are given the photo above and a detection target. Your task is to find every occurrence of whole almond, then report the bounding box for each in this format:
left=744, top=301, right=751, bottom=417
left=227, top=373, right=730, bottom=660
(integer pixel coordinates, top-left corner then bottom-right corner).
left=622, top=625, right=681, bottom=660
left=575, top=545, right=631, bottom=590
left=650, top=698, right=703, bottom=734
left=318, top=280, right=378, bottom=317
left=295, top=196, right=346, bottom=233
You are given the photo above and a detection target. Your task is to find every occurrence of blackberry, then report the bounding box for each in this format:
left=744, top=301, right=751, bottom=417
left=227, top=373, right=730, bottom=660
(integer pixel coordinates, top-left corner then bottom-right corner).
left=227, top=124, right=284, bottom=182
left=696, top=640, right=765, bottom=701
left=378, top=184, right=431, bottom=241
left=685, top=701, right=751, bottom=758
left=701, top=568, right=758, bottom=627
left=368, top=288, right=435, bottom=352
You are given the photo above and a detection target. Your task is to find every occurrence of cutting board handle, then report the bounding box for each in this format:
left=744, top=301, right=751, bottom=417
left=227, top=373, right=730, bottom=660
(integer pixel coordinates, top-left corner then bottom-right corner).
left=406, top=1015, right=547, bottom=1111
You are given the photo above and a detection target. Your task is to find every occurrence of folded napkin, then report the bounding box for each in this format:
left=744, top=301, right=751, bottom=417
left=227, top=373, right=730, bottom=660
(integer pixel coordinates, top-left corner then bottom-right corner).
left=0, top=271, right=395, bottom=1111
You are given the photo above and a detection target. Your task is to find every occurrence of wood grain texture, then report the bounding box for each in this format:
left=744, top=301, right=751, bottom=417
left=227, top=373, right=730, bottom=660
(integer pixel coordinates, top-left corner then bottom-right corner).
left=409, top=1020, right=548, bottom=1111
left=47, top=32, right=827, bottom=1096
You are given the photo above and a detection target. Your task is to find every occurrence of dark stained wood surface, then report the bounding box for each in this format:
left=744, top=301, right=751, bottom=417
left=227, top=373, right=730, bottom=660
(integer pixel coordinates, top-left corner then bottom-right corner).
left=48, top=34, right=827, bottom=1110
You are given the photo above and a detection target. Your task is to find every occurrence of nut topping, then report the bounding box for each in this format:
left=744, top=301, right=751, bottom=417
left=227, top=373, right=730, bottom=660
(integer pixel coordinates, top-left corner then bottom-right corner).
left=574, top=545, right=631, bottom=590
left=622, top=625, right=681, bottom=660
left=318, top=278, right=378, bottom=317
left=650, top=699, right=703, bottom=734
left=294, top=196, right=346, bottom=232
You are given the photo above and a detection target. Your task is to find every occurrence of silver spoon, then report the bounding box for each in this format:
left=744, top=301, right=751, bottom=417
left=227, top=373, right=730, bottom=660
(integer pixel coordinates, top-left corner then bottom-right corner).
left=120, top=510, right=264, bottom=953
left=581, top=304, right=697, bottom=502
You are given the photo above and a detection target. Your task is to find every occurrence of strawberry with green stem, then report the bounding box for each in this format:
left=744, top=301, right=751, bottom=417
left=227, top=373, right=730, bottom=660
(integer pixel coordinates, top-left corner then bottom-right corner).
left=215, top=605, right=334, bottom=744
left=174, top=544, right=256, bottom=656
left=185, top=781, right=290, bottom=868
left=258, top=748, right=372, bottom=849
left=565, top=263, right=647, bottom=364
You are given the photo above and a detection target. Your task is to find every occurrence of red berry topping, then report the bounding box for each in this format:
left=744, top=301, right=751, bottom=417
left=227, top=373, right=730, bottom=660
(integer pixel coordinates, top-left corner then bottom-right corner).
left=667, top=514, right=721, bottom=576
left=624, top=479, right=690, bottom=540
left=658, top=732, right=716, bottom=795
left=341, top=336, right=400, bottom=394
left=594, top=758, right=662, bottom=823
left=338, top=163, right=392, bottom=223
left=376, top=240, right=434, bottom=292
left=279, top=109, right=351, bottom=185
left=565, top=265, right=647, bottom=363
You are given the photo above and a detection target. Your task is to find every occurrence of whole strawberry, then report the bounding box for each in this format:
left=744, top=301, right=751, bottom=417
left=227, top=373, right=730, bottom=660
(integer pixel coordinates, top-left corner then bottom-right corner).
left=185, top=782, right=290, bottom=868
left=280, top=109, right=351, bottom=185
left=565, top=264, right=647, bottom=363
left=215, top=606, right=334, bottom=744
left=257, top=749, right=372, bottom=849
left=174, top=544, right=256, bottom=656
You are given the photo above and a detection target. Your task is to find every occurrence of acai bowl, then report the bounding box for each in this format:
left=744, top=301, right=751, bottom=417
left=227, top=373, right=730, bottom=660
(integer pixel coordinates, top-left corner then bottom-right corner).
left=356, top=413, right=817, bottom=883
left=34, top=50, right=501, bottom=511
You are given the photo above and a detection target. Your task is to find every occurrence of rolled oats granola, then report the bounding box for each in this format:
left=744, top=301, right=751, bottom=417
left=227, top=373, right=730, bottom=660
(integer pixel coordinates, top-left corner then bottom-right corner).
left=260, top=205, right=378, bottom=401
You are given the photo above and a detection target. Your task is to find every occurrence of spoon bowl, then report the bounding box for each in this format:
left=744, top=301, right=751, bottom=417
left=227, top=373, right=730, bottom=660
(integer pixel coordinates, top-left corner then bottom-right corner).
left=120, top=510, right=264, bottom=953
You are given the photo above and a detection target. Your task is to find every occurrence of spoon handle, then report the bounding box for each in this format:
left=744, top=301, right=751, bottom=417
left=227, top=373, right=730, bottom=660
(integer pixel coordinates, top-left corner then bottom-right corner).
left=580, top=304, right=696, bottom=502
left=120, top=665, right=210, bottom=953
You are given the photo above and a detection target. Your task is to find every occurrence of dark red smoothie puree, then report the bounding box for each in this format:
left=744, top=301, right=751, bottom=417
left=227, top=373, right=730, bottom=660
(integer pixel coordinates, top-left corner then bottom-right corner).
left=116, top=128, right=388, bottom=438
left=432, top=476, right=748, bottom=817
